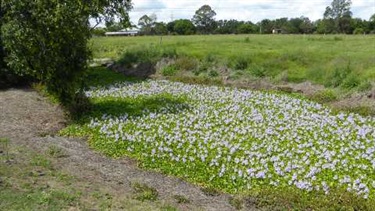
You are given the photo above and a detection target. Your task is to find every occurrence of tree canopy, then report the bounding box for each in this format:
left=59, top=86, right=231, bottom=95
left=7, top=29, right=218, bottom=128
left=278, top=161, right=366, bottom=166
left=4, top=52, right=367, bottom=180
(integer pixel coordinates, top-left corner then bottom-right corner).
left=324, top=0, right=352, bottom=33
left=0, top=0, right=132, bottom=108
left=192, top=5, right=217, bottom=34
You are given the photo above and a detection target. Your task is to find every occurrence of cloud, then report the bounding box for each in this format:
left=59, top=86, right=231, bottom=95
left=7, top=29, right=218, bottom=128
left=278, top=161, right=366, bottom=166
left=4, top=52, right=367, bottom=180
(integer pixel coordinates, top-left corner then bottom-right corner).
left=129, top=0, right=375, bottom=24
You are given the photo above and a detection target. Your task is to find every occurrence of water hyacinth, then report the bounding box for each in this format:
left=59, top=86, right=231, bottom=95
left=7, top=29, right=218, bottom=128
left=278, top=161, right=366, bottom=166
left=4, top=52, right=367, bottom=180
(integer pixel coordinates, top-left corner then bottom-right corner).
left=85, top=80, right=375, bottom=199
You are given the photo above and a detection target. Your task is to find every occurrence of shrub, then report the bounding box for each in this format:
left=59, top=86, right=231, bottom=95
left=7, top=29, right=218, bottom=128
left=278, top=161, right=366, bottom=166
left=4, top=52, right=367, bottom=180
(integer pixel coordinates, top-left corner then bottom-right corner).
left=231, top=56, right=250, bottom=70
left=118, top=46, right=177, bottom=67
left=353, top=28, right=364, bottom=35
left=286, top=69, right=306, bottom=83
left=325, top=63, right=352, bottom=88
left=174, top=57, right=197, bottom=71
left=249, top=65, right=267, bottom=78
left=357, top=81, right=373, bottom=92
left=310, top=89, right=338, bottom=103
left=194, top=62, right=210, bottom=76
left=204, top=53, right=217, bottom=63
left=341, top=74, right=361, bottom=89
left=161, top=65, right=178, bottom=76
left=208, top=70, right=219, bottom=77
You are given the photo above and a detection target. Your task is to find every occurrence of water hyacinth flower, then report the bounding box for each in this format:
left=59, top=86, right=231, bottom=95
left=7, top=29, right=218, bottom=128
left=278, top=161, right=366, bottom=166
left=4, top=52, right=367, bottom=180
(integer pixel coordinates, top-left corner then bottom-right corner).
left=83, top=80, right=375, bottom=199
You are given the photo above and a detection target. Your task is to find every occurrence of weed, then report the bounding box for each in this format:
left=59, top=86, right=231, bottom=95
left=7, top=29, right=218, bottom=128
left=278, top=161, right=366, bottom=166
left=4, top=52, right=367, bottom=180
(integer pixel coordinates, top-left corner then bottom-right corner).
left=231, top=55, right=250, bottom=70
left=208, top=70, right=219, bottom=77
left=132, top=182, right=158, bottom=202
left=194, top=62, right=210, bottom=76
left=31, top=155, right=52, bottom=169
left=345, top=106, right=375, bottom=117
left=249, top=65, right=267, bottom=78
left=333, top=36, right=343, bottom=41
left=244, top=37, right=250, bottom=43
left=0, top=138, right=10, bottom=160
left=201, top=187, right=220, bottom=197
left=161, top=205, right=178, bottom=211
left=173, top=195, right=190, bottom=204
left=326, top=62, right=352, bottom=88
left=310, top=89, right=338, bottom=103
left=229, top=196, right=244, bottom=210
left=341, top=74, right=361, bottom=89
left=357, top=81, right=373, bottom=92
left=174, top=57, right=197, bottom=71
left=118, top=46, right=177, bottom=67
left=161, top=65, right=178, bottom=76
left=204, top=53, right=217, bottom=63
left=47, top=145, right=66, bottom=158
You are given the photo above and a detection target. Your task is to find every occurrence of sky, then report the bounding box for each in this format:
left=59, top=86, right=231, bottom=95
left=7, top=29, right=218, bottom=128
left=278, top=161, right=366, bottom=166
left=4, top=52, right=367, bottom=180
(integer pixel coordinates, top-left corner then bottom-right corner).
left=128, top=0, right=375, bottom=25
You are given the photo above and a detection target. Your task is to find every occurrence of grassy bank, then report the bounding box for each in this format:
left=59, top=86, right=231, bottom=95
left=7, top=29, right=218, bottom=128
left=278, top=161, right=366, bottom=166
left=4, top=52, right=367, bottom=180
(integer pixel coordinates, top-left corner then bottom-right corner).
left=91, top=35, right=375, bottom=90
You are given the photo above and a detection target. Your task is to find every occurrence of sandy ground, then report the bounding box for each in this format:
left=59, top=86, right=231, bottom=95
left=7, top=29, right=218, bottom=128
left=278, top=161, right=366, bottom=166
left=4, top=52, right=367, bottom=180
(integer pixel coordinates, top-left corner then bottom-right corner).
left=0, top=88, right=258, bottom=211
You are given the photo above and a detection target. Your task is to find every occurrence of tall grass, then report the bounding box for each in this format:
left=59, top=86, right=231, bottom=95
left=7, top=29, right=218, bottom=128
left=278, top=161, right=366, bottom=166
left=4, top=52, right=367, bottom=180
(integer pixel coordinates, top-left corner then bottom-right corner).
left=91, top=35, right=375, bottom=93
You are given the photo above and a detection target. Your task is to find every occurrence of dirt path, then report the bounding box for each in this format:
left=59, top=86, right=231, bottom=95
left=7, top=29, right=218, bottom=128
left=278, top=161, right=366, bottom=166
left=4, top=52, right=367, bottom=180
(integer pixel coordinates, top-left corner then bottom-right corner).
left=0, top=88, right=257, bottom=211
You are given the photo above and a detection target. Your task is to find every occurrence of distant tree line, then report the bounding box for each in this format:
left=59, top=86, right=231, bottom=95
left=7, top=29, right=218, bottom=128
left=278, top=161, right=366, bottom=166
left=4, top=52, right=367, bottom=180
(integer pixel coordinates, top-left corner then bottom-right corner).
left=97, top=0, right=375, bottom=36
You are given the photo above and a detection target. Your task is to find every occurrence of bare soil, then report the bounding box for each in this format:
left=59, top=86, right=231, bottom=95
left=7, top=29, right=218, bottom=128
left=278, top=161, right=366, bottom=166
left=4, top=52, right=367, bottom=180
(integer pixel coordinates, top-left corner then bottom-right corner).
left=0, top=88, right=258, bottom=211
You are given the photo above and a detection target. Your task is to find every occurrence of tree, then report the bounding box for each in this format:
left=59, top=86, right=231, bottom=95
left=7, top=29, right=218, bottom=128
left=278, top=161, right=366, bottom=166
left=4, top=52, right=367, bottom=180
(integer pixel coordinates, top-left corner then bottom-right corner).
left=1, top=0, right=132, bottom=108
left=215, top=19, right=242, bottom=34
left=237, top=22, right=255, bottom=34
left=154, top=22, right=168, bottom=35
left=316, top=19, right=337, bottom=34
left=259, top=19, right=273, bottom=34
left=192, top=5, right=217, bottom=34
left=174, top=19, right=196, bottom=35
left=324, top=0, right=352, bottom=33
left=138, top=14, right=157, bottom=35
left=105, top=22, right=124, bottom=32
left=299, top=17, right=315, bottom=34
left=369, top=14, right=375, bottom=33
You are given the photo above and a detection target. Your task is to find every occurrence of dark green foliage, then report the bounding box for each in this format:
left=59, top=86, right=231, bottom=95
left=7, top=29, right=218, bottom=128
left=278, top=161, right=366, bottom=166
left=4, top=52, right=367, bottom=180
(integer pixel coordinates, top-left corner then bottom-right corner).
left=173, top=19, right=196, bottom=35
left=118, top=46, right=177, bottom=67
left=161, top=65, right=178, bottom=76
left=249, top=65, right=267, bottom=77
left=310, top=89, right=338, bottom=103
left=92, top=28, right=106, bottom=37
left=0, top=0, right=132, bottom=112
left=341, top=73, right=361, bottom=89
left=231, top=56, right=250, bottom=70
left=325, top=63, right=352, bottom=87
left=208, top=70, right=219, bottom=77
left=2, top=1, right=91, bottom=106
left=192, top=5, right=217, bottom=34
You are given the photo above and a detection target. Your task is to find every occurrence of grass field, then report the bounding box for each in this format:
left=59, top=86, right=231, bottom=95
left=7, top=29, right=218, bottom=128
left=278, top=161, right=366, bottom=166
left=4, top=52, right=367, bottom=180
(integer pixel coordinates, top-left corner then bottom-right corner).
left=91, top=34, right=375, bottom=90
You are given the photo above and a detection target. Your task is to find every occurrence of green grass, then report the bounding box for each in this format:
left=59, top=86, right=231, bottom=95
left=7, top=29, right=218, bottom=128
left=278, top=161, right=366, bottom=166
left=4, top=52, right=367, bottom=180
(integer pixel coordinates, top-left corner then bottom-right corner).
left=91, top=35, right=375, bottom=90
left=0, top=141, right=183, bottom=211
left=132, top=182, right=159, bottom=202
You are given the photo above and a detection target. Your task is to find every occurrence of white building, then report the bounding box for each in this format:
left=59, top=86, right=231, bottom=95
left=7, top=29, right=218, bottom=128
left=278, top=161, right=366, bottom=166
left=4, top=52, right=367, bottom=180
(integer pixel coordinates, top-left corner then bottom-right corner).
left=105, top=27, right=140, bottom=36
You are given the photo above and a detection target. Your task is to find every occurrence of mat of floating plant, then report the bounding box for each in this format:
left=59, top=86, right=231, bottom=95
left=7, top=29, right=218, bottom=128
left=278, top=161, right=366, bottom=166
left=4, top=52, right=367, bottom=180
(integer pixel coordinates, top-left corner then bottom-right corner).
left=85, top=80, right=375, bottom=199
